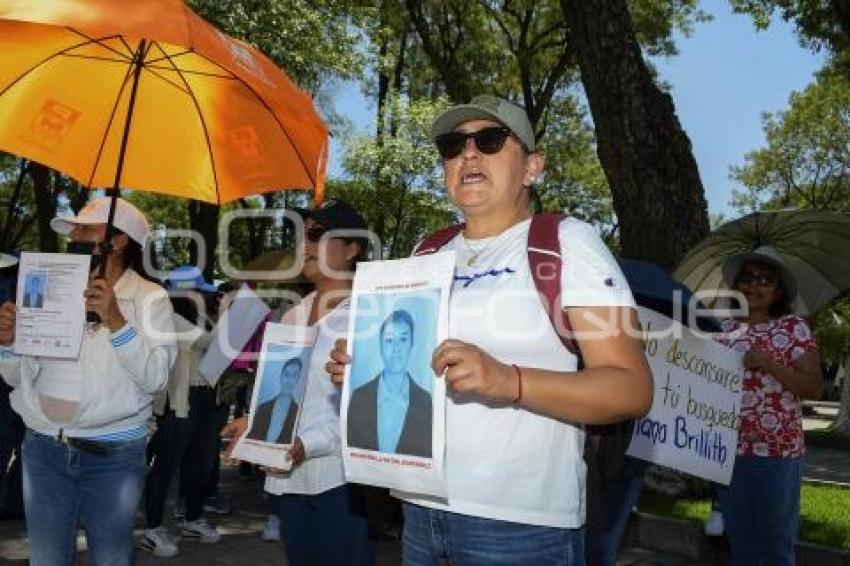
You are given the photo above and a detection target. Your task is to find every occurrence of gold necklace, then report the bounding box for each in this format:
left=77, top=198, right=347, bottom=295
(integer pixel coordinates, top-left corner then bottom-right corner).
left=460, top=232, right=494, bottom=267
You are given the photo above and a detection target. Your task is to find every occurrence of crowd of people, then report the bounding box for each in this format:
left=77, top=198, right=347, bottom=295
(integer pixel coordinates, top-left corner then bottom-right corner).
left=0, top=95, right=824, bottom=566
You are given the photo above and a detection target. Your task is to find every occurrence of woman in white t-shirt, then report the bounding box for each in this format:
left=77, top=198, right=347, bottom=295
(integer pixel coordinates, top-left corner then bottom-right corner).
left=329, top=96, right=652, bottom=565
left=222, top=199, right=374, bottom=566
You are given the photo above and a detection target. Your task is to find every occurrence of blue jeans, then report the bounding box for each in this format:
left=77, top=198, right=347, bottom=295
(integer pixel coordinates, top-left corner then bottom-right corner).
left=402, top=503, right=585, bottom=566
left=22, top=430, right=147, bottom=566
left=718, top=455, right=802, bottom=566
left=278, top=483, right=374, bottom=566
left=585, top=470, right=644, bottom=565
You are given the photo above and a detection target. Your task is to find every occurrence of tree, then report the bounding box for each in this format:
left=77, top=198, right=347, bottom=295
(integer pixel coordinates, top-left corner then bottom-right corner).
left=357, top=0, right=707, bottom=264
left=731, top=0, right=850, bottom=73
left=535, top=94, right=616, bottom=244
left=188, top=0, right=366, bottom=93
left=0, top=154, right=91, bottom=254
left=560, top=0, right=710, bottom=269
left=812, top=296, right=850, bottom=435
left=337, top=94, right=455, bottom=258
left=731, top=71, right=850, bottom=213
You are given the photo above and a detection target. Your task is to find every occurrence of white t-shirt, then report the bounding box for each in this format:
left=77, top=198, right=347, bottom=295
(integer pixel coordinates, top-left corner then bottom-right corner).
left=398, top=217, right=635, bottom=529
left=264, top=292, right=349, bottom=496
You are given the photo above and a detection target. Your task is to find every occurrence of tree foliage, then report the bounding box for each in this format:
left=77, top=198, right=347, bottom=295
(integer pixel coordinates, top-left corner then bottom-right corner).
left=343, top=0, right=708, bottom=265
left=731, top=0, right=850, bottom=62
left=337, top=94, right=455, bottom=258
left=188, top=0, right=366, bottom=93
left=731, top=70, right=850, bottom=213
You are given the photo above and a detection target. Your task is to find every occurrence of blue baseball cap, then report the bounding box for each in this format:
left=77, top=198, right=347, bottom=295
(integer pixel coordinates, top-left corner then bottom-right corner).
left=165, top=265, right=217, bottom=293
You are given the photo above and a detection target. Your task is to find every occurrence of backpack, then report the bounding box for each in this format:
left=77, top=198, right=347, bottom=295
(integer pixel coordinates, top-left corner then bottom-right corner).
left=413, top=213, right=639, bottom=513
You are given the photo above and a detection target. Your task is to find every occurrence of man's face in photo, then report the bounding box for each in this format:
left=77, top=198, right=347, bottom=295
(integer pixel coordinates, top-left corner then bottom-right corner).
left=278, top=360, right=301, bottom=396
left=380, top=319, right=413, bottom=375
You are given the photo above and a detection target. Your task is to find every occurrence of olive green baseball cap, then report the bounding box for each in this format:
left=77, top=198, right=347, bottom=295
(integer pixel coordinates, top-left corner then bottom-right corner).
left=431, top=95, right=535, bottom=152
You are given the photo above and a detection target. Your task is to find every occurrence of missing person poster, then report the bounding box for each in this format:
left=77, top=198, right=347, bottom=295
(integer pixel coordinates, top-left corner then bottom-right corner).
left=231, top=322, right=316, bottom=471
left=627, top=307, right=745, bottom=485
left=15, top=252, right=89, bottom=358
left=341, top=252, right=456, bottom=498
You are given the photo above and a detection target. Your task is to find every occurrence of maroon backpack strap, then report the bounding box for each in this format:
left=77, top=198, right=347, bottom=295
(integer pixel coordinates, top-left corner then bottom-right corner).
left=414, top=215, right=578, bottom=355
left=527, top=213, right=579, bottom=355
left=412, top=224, right=465, bottom=256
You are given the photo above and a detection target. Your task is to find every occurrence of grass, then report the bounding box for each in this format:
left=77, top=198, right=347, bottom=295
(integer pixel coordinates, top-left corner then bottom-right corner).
left=639, top=483, right=850, bottom=551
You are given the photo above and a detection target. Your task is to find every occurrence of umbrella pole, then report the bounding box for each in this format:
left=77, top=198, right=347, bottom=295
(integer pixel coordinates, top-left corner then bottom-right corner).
left=89, top=39, right=147, bottom=322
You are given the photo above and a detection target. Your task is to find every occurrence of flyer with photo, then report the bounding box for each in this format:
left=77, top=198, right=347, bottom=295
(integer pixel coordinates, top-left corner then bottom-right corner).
left=231, top=322, right=316, bottom=471
left=341, top=251, right=455, bottom=498
left=15, top=252, right=89, bottom=359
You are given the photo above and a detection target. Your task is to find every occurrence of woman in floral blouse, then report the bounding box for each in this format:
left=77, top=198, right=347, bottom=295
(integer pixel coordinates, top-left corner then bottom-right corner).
left=719, top=246, right=822, bottom=566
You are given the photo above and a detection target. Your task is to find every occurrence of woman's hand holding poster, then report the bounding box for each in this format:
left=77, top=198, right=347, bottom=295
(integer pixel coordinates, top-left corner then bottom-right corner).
left=341, top=252, right=455, bottom=498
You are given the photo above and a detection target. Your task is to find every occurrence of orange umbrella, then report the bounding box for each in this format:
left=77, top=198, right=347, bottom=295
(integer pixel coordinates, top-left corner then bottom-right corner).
left=0, top=0, right=328, bottom=204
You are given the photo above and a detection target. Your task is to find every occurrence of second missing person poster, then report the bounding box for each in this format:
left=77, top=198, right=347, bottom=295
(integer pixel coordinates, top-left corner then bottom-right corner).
left=231, top=322, right=316, bottom=471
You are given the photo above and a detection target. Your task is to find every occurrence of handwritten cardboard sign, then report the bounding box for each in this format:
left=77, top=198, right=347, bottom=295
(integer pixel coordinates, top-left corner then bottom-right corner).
left=627, top=307, right=744, bottom=485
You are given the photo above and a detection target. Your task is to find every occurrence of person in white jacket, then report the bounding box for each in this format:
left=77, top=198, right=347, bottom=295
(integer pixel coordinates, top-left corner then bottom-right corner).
left=0, top=197, right=176, bottom=566
left=222, top=199, right=374, bottom=566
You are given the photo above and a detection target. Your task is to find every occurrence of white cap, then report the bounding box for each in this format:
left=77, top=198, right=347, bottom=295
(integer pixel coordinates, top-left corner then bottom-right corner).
left=51, top=197, right=151, bottom=246
left=0, top=253, right=17, bottom=269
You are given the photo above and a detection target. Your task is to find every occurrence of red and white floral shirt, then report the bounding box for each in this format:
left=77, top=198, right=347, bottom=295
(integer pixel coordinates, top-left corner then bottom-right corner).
left=718, top=315, right=818, bottom=458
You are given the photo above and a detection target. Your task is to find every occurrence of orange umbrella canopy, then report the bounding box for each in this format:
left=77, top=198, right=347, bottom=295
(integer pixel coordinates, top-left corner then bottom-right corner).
left=0, top=0, right=328, bottom=204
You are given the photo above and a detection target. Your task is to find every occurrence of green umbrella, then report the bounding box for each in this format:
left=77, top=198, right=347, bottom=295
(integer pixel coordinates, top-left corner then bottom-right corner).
left=673, top=209, right=850, bottom=315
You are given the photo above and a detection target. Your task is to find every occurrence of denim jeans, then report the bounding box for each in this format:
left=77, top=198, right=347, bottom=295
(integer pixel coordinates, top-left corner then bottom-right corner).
left=718, top=455, right=802, bottom=566
left=277, top=483, right=373, bottom=566
left=402, top=503, right=585, bottom=566
left=584, top=469, right=644, bottom=566
left=22, top=429, right=147, bottom=566
left=177, top=387, right=229, bottom=513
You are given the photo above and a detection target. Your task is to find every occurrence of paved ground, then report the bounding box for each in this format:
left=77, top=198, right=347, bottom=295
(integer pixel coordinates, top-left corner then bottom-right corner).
left=0, top=461, right=721, bottom=565
left=0, top=402, right=845, bottom=565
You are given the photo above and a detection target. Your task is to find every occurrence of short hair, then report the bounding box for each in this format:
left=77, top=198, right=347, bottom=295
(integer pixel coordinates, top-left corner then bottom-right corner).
left=379, top=309, right=415, bottom=343
left=280, top=357, right=303, bottom=379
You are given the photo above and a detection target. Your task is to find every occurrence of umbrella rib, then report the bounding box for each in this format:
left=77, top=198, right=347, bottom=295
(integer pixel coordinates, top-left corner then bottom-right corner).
left=0, top=35, right=128, bottom=98
left=143, top=64, right=232, bottom=79
left=151, top=41, right=222, bottom=203
left=146, top=49, right=193, bottom=65
left=66, top=28, right=134, bottom=61
left=85, top=53, right=141, bottom=188
left=139, top=65, right=192, bottom=95
left=58, top=53, right=134, bottom=65
left=199, top=57, right=317, bottom=191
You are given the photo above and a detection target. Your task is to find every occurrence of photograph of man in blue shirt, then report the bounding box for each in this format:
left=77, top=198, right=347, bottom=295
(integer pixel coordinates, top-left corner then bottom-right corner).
left=22, top=273, right=44, bottom=309
left=347, top=309, right=432, bottom=457
left=248, top=357, right=302, bottom=444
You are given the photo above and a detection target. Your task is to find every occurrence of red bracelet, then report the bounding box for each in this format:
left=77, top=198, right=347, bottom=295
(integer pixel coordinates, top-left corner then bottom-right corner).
left=511, top=364, right=523, bottom=404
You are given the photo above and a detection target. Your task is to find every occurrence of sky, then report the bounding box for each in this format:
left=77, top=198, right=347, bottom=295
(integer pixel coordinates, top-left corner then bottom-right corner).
left=326, top=4, right=826, bottom=218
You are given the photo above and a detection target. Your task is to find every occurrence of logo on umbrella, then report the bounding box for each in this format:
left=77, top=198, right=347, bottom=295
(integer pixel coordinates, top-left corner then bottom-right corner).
left=24, top=99, right=80, bottom=149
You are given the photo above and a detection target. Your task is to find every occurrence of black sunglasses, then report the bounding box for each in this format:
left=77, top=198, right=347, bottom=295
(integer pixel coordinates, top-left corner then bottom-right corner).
left=736, top=272, right=779, bottom=287
left=434, top=126, right=514, bottom=160
left=305, top=225, right=330, bottom=242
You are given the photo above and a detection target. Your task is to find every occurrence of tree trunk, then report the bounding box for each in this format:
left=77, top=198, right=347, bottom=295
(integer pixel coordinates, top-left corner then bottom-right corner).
left=29, top=163, right=59, bottom=253
left=188, top=200, right=219, bottom=283
left=561, top=0, right=709, bottom=269
left=0, top=159, right=29, bottom=251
